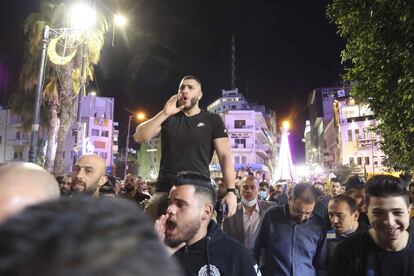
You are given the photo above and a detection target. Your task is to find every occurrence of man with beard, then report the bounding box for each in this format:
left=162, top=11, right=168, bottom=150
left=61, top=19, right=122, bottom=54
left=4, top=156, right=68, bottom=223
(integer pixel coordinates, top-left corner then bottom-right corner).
left=122, top=173, right=151, bottom=208
left=59, top=174, right=72, bottom=197
left=71, top=154, right=107, bottom=197
left=134, top=76, right=237, bottom=220
left=155, top=171, right=261, bottom=276
left=253, top=183, right=327, bottom=275
left=330, top=175, right=414, bottom=276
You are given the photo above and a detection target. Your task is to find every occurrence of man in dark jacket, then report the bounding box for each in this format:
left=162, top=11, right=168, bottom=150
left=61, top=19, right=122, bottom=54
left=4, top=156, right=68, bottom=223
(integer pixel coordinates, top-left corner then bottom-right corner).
left=155, top=171, right=261, bottom=276
left=253, top=183, right=327, bottom=276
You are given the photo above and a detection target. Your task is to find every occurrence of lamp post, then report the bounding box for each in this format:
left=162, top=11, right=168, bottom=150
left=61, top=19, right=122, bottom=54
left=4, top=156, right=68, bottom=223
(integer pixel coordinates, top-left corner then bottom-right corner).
left=124, top=112, right=146, bottom=178
left=28, top=25, right=50, bottom=163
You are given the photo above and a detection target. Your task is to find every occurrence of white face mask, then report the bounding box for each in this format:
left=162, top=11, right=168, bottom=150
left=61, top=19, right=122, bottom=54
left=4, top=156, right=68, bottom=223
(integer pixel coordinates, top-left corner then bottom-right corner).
left=241, top=197, right=257, bottom=207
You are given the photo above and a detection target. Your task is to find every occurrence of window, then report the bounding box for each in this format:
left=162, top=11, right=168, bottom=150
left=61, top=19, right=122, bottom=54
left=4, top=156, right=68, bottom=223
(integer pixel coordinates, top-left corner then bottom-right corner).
left=349, top=157, right=354, bottom=165
left=241, top=156, right=247, bottom=164
left=357, top=157, right=362, bottom=165
left=16, top=131, right=20, bottom=139
left=92, top=129, right=99, bottom=136
left=100, top=152, right=107, bottom=159
left=365, top=157, right=370, bottom=165
left=235, top=156, right=240, bottom=164
left=347, top=129, right=353, bottom=142
left=234, top=120, right=246, bottom=129
left=355, top=129, right=360, bottom=140
left=72, top=129, right=77, bottom=136
left=235, top=138, right=246, bottom=148
left=0, top=136, right=2, bottom=144
left=101, top=130, right=109, bottom=137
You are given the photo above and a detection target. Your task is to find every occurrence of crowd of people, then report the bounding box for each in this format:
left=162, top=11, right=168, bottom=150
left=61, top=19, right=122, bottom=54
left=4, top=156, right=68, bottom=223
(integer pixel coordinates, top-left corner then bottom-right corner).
left=0, top=76, right=413, bottom=275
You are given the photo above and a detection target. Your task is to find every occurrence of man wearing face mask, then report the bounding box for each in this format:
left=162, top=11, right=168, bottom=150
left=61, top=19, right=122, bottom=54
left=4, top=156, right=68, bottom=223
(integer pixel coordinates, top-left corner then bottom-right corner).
left=223, top=176, right=276, bottom=250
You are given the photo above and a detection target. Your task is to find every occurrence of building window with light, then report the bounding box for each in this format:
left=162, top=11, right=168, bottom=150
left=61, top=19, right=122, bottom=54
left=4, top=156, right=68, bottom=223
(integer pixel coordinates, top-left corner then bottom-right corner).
left=101, top=130, right=109, bottom=137
left=92, top=129, right=99, bottom=136
left=349, top=157, right=354, bottom=165
left=355, top=129, right=360, bottom=140
left=234, top=120, right=246, bottom=129
left=235, top=156, right=240, bottom=164
left=347, top=129, right=353, bottom=142
left=241, top=156, right=247, bottom=164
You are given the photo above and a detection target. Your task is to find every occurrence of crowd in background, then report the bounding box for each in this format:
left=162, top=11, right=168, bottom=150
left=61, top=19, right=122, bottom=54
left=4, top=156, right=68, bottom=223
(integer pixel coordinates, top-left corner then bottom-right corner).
left=0, top=154, right=413, bottom=275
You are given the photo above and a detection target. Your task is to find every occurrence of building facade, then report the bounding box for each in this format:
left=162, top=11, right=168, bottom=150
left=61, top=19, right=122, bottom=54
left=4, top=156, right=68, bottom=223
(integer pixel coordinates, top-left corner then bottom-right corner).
left=0, top=107, right=30, bottom=163
left=333, top=97, right=387, bottom=175
left=62, top=93, right=118, bottom=173
left=207, top=89, right=278, bottom=181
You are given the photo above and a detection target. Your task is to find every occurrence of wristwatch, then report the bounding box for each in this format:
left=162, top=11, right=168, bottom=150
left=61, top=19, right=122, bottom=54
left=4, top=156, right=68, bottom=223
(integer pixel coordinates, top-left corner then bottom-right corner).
left=226, top=188, right=236, bottom=194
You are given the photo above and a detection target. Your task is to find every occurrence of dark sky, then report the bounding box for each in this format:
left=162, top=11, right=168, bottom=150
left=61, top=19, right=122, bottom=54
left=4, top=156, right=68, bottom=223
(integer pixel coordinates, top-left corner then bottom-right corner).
left=0, top=0, right=344, bottom=163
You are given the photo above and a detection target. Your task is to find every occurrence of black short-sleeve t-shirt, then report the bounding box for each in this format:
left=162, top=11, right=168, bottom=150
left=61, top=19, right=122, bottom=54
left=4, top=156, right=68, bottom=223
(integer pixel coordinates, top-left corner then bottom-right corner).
left=330, top=229, right=414, bottom=276
left=157, top=109, right=227, bottom=192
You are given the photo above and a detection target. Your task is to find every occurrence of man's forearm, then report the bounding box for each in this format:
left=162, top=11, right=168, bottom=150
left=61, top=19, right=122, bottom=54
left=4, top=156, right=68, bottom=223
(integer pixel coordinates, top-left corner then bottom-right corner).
left=134, top=111, right=169, bottom=143
left=220, top=155, right=235, bottom=189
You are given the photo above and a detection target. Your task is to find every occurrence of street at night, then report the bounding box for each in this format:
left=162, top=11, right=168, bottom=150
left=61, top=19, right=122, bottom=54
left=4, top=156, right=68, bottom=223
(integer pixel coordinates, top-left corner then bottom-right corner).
left=0, top=1, right=413, bottom=275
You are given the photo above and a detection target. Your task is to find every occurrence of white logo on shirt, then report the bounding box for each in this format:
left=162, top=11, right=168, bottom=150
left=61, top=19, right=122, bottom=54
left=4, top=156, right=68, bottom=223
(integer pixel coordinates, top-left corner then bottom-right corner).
left=197, top=122, right=205, bottom=127
left=198, top=264, right=220, bottom=276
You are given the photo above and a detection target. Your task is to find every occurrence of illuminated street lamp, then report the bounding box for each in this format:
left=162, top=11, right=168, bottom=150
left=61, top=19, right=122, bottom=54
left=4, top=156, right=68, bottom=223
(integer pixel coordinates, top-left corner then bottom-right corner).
left=124, top=112, right=146, bottom=178
left=71, top=3, right=97, bottom=164
left=112, top=14, right=127, bottom=47
left=70, top=3, right=96, bottom=30
left=114, top=14, right=127, bottom=27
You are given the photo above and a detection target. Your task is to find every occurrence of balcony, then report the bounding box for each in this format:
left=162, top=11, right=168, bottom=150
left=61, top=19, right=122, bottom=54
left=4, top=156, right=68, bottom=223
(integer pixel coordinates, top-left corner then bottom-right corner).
left=8, top=137, right=29, bottom=145
left=255, top=144, right=270, bottom=159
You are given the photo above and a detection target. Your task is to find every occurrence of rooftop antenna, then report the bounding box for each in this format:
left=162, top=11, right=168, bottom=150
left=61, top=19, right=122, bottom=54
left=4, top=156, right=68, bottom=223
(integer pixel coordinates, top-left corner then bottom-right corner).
left=231, top=33, right=236, bottom=90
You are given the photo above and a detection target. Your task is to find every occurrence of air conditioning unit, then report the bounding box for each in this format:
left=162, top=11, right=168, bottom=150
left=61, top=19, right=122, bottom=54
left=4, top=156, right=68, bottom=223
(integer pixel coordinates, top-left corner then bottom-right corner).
left=337, top=89, right=345, bottom=97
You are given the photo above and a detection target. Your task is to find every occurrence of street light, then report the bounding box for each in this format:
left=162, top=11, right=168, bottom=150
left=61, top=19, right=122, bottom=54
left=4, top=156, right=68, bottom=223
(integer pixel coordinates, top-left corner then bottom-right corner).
left=112, top=14, right=127, bottom=47
left=124, top=112, right=146, bottom=178
left=71, top=3, right=96, bottom=165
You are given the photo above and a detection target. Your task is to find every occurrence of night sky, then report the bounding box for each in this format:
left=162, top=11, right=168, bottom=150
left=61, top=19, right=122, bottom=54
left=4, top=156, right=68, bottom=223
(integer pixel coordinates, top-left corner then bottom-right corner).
left=0, top=0, right=344, bottom=163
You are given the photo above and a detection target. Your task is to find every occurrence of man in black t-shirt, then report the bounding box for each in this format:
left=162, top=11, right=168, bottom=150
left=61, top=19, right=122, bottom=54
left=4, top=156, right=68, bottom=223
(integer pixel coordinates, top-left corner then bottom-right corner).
left=134, top=76, right=237, bottom=221
left=330, top=175, right=414, bottom=276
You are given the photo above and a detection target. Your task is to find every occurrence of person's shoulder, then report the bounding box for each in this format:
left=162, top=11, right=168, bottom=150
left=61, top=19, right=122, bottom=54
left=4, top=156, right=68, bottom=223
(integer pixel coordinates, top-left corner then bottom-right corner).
left=258, top=200, right=277, bottom=210
left=337, top=229, right=369, bottom=250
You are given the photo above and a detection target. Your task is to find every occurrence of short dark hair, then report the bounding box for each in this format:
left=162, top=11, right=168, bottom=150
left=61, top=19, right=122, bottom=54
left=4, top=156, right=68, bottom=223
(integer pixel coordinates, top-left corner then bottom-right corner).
left=331, top=178, right=341, bottom=184
left=0, top=196, right=180, bottom=275
left=365, top=175, right=409, bottom=207
left=329, top=194, right=358, bottom=213
left=174, top=171, right=217, bottom=205
left=259, top=181, right=270, bottom=189
left=345, top=175, right=365, bottom=191
left=291, top=182, right=318, bottom=204
left=181, top=75, right=202, bottom=88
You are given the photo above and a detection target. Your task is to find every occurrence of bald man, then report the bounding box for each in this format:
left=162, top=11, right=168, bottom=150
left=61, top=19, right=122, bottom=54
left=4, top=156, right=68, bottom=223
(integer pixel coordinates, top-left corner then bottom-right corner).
left=0, top=162, right=60, bottom=222
left=71, top=154, right=108, bottom=197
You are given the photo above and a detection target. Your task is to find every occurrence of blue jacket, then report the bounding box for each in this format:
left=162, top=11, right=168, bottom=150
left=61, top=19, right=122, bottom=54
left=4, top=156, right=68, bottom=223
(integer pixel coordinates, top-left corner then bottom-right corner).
left=253, top=205, right=327, bottom=276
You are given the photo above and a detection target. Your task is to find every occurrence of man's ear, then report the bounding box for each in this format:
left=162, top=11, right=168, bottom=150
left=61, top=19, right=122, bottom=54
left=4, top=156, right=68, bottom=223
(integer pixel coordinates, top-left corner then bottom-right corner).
left=201, top=203, right=213, bottom=220
left=98, top=175, right=108, bottom=188
left=354, top=209, right=360, bottom=221
left=198, top=91, right=203, bottom=100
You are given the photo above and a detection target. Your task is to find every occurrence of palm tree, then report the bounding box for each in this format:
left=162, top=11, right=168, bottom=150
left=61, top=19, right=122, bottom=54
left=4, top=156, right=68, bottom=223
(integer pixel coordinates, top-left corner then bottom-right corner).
left=12, top=0, right=107, bottom=174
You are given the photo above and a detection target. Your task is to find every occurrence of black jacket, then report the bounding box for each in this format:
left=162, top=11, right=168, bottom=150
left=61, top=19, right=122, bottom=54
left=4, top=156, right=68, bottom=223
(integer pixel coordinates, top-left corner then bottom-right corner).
left=173, top=221, right=260, bottom=276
